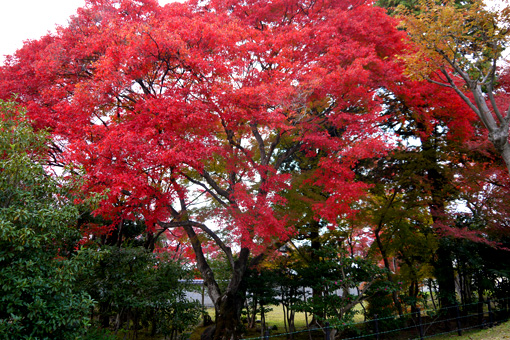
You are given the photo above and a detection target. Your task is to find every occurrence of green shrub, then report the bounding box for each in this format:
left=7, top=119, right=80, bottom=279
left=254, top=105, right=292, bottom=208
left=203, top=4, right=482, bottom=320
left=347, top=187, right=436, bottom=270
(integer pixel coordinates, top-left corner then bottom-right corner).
left=0, top=100, right=94, bottom=339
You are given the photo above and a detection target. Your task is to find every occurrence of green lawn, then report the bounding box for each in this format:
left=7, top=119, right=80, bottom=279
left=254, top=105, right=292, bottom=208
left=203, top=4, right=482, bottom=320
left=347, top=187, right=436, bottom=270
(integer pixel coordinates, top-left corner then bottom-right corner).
left=430, top=320, right=510, bottom=340
left=194, top=306, right=510, bottom=340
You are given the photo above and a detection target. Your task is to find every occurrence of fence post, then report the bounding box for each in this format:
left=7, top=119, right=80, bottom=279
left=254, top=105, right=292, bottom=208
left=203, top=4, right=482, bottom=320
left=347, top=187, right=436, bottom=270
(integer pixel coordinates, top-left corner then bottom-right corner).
left=455, top=304, right=462, bottom=336
left=416, top=308, right=424, bottom=340
left=478, top=298, right=484, bottom=328
left=487, top=299, right=494, bottom=328
left=374, top=314, right=380, bottom=340
left=325, top=322, right=330, bottom=340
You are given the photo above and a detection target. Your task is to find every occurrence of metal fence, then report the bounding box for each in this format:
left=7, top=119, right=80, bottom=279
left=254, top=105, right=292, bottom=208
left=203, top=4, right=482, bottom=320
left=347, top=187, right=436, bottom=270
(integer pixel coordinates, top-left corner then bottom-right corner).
left=242, top=297, right=510, bottom=340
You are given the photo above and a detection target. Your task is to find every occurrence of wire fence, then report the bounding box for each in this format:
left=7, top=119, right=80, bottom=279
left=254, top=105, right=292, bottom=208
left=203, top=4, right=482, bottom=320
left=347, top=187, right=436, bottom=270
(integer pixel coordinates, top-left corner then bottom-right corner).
left=241, top=297, right=510, bottom=340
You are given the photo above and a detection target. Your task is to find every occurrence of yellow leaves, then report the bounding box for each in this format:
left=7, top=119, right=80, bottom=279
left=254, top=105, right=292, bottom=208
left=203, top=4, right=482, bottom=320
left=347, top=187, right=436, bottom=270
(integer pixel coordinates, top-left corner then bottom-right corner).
left=399, top=0, right=510, bottom=81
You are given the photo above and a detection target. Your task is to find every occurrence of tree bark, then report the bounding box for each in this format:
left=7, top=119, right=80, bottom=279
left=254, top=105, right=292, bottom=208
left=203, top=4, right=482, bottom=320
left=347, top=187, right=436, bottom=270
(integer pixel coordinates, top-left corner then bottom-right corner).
left=437, top=68, right=510, bottom=175
left=212, top=251, right=251, bottom=340
left=184, top=222, right=254, bottom=340
left=213, top=289, right=246, bottom=340
left=422, top=137, right=457, bottom=317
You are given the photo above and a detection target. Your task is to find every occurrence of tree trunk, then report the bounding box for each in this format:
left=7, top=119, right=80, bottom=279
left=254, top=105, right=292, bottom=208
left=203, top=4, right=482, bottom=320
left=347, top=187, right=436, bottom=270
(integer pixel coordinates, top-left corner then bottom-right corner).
left=179, top=218, right=267, bottom=340
left=470, top=84, right=510, bottom=175
left=499, top=142, right=510, bottom=175
left=100, top=301, right=110, bottom=329
left=183, top=224, right=247, bottom=340
left=246, top=298, right=258, bottom=329
left=309, top=221, right=326, bottom=323
left=428, top=279, right=437, bottom=310
left=213, top=290, right=246, bottom=340
left=433, top=242, right=457, bottom=318
left=419, top=132, right=458, bottom=317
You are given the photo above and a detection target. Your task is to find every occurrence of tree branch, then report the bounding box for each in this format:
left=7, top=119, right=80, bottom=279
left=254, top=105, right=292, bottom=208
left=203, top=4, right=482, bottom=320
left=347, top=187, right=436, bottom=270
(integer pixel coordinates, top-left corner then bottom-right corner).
left=436, top=68, right=489, bottom=127
left=158, top=219, right=235, bottom=269
left=180, top=171, right=230, bottom=206
left=274, top=142, right=302, bottom=170
left=486, top=59, right=505, bottom=123
left=250, top=122, right=267, bottom=165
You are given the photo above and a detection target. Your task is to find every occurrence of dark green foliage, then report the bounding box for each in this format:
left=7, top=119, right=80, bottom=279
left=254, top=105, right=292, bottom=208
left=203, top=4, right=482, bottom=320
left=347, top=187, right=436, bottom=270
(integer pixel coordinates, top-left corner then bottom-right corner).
left=80, top=328, right=118, bottom=340
left=446, top=215, right=510, bottom=307
left=365, top=281, right=404, bottom=332
left=0, top=99, right=94, bottom=339
left=288, top=247, right=393, bottom=330
left=76, top=245, right=201, bottom=338
left=243, top=267, right=280, bottom=330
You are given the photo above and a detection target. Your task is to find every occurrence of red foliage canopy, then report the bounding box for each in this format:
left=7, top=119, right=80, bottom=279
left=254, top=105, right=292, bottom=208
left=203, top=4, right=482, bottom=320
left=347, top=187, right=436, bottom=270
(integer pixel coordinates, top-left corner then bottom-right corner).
left=0, top=0, right=406, bottom=251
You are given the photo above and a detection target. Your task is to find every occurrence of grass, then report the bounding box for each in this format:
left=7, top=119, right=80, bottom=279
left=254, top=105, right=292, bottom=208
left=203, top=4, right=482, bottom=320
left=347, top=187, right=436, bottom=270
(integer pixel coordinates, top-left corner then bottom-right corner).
left=202, top=304, right=366, bottom=329
left=190, top=304, right=368, bottom=340
left=430, top=320, right=510, bottom=340
left=191, top=306, right=312, bottom=340
left=100, top=319, right=510, bottom=340
left=259, top=305, right=308, bottom=330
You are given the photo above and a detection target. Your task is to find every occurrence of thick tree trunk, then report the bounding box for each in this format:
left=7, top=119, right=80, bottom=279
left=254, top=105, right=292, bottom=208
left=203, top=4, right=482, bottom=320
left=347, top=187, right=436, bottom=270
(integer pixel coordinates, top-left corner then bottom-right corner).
left=438, top=66, right=510, bottom=175
left=213, top=290, right=246, bottom=340
left=420, top=133, right=458, bottom=317
left=183, top=222, right=257, bottom=340
left=499, top=141, right=510, bottom=175
left=211, top=248, right=252, bottom=340
left=471, top=84, right=510, bottom=175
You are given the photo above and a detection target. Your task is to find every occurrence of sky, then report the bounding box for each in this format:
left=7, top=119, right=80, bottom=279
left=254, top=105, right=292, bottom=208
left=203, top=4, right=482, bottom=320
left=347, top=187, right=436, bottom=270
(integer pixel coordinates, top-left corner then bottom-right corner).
left=0, top=0, right=507, bottom=64
left=0, top=0, right=175, bottom=64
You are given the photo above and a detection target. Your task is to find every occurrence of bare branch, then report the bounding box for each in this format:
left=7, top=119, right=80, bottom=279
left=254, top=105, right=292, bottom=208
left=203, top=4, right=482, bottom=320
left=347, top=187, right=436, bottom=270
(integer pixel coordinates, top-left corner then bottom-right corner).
left=201, top=170, right=232, bottom=202
left=250, top=122, right=267, bottom=165
left=274, top=142, right=302, bottom=170
left=437, top=68, right=488, bottom=126
left=157, top=219, right=235, bottom=268
left=486, top=59, right=505, bottom=123
left=180, top=171, right=229, bottom=207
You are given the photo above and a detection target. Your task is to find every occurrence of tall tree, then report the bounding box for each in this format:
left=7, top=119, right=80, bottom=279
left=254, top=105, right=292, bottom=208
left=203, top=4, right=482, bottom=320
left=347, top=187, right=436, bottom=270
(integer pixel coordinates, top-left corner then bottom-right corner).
left=0, top=0, right=407, bottom=338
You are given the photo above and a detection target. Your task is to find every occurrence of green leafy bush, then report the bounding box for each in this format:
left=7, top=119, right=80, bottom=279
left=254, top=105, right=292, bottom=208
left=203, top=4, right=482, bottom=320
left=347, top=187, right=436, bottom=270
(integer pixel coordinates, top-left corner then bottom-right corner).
left=0, top=100, right=94, bottom=339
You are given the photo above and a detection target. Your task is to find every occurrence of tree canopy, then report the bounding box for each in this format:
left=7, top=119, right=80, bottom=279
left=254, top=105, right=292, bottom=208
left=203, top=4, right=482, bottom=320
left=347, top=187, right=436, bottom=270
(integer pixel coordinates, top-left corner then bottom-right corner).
left=0, top=0, right=409, bottom=338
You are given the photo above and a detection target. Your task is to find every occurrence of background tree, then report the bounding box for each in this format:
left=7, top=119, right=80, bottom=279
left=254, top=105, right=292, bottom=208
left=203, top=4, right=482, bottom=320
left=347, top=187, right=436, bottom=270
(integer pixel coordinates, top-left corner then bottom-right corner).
left=291, top=246, right=394, bottom=337
left=353, top=59, right=502, bottom=314
left=373, top=0, right=510, bottom=316
left=401, top=0, right=510, bottom=173
left=242, top=266, right=280, bottom=335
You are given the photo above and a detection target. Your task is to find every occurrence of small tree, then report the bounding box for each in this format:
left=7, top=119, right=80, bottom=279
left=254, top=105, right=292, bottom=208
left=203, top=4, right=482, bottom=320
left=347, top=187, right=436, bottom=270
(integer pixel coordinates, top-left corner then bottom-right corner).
left=243, top=267, right=280, bottom=335
left=293, top=246, right=393, bottom=336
